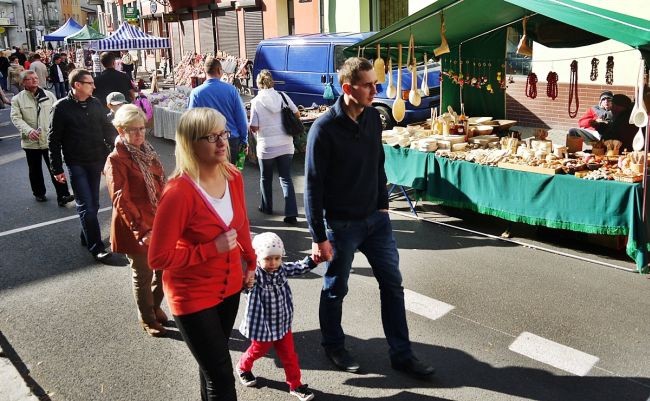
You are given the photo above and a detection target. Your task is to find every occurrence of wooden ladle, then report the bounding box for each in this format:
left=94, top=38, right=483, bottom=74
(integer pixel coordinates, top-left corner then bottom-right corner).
left=407, top=35, right=421, bottom=106
left=374, top=43, right=385, bottom=84
left=386, top=53, right=397, bottom=99
left=392, top=44, right=406, bottom=123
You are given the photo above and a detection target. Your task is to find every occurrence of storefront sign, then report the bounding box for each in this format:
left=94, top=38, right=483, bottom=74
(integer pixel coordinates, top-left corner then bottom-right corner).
left=163, top=13, right=178, bottom=22
left=123, top=6, right=140, bottom=19
left=0, top=17, right=11, bottom=26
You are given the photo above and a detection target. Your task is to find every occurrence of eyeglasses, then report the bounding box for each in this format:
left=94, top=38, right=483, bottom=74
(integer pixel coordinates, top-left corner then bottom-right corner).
left=124, top=127, right=147, bottom=134
left=199, top=130, right=231, bottom=143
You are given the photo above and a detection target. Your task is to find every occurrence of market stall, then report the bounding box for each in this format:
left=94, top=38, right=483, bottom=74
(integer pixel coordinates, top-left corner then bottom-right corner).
left=43, top=18, right=83, bottom=42
left=64, top=25, right=105, bottom=44
left=90, top=22, right=170, bottom=51
left=384, top=145, right=649, bottom=272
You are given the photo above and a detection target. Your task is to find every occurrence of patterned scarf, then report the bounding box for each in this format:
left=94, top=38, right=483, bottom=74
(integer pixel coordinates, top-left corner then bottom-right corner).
left=121, top=137, right=167, bottom=211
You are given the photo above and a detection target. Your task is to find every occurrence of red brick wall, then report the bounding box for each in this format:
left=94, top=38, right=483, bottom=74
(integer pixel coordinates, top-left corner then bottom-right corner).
left=505, top=74, right=635, bottom=131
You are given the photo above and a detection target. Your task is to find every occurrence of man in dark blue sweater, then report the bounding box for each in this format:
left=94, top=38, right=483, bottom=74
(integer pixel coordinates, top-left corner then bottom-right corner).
left=304, top=57, right=434, bottom=379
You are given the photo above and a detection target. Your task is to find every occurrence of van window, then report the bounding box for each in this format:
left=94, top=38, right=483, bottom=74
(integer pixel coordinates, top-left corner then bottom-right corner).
left=333, top=45, right=347, bottom=71
left=287, top=45, right=329, bottom=72
left=257, top=45, right=287, bottom=71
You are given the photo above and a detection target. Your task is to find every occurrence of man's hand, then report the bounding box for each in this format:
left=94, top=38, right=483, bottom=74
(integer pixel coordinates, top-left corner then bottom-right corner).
left=54, top=173, right=66, bottom=183
left=312, top=240, right=333, bottom=263
left=28, top=130, right=40, bottom=141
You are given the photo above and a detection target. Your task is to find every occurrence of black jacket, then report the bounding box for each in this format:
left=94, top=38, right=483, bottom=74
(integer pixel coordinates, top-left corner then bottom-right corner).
left=94, top=68, right=133, bottom=107
left=48, top=63, right=65, bottom=83
left=48, top=93, right=118, bottom=174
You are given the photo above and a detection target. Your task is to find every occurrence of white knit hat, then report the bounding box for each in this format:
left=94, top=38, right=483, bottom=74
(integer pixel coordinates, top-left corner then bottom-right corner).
left=252, top=232, right=285, bottom=258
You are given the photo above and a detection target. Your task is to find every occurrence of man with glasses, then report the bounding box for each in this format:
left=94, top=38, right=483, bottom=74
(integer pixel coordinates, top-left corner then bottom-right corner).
left=49, top=69, right=118, bottom=263
left=188, top=56, right=248, bottom=163
left=304, top=57, right=435, bottom=379
left=11, top=70, right=74, bottom=206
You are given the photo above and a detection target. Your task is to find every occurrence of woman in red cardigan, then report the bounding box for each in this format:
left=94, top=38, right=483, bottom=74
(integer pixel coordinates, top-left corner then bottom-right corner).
left=148, top=107, right=256, bottom=401
left=105, top=104, right=168, bottom=337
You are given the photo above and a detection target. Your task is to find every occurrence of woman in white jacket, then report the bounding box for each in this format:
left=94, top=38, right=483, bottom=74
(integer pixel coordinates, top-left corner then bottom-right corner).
left=249, top=70, right=301, bottom=224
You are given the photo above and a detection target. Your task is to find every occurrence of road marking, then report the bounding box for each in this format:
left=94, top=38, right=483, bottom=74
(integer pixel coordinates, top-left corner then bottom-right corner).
left=0, top=134, right=19, bottom=139
left=0, top=207, right=112, bottom=238
left=509, top=331, right=599, bottom=376
left=310, top=263, right=454, bottom=320
left=404, top=289, right=454, bottom=320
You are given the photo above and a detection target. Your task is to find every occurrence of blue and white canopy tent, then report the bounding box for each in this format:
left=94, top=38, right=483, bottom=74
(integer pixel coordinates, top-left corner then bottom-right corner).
left=90, top=22, right=170, bottom=51
left=44, top=18, right=83, bottom=42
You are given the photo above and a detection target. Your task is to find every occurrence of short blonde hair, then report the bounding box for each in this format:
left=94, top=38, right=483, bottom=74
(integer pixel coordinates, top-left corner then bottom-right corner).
left=172, top=107, right=236, bottom=181
left=338, top=57, right=374, bottom=85
left=256, top=69, right=274, bottom=89
left=112, top=104, right=146, bottom=129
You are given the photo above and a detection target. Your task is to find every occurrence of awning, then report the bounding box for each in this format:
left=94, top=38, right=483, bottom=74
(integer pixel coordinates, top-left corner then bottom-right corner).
left=351, top=0, right=650, bottom=56
left=44, top=18, right=83, bottom=42
left=90, top=22, right=170, bottom=51
left=64, top=25, right=105, bottom=43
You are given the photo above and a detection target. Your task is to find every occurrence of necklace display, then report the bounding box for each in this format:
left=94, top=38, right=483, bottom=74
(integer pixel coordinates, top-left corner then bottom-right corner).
left=568, top=60, right=579, bottom=118
left=546, top=71, right=558, bottom=100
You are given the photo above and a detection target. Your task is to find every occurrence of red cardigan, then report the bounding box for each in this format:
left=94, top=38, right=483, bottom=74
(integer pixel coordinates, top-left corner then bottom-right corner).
left=148, top=171, right=256, bottom=316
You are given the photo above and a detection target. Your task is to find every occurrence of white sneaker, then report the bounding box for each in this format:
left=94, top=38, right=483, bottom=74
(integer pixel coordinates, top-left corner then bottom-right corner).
left=290, top=384, right=314, bottom=401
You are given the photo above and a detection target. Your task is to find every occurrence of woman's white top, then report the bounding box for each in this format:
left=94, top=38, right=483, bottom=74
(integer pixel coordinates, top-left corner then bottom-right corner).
left=198, top=180, right=233, bottom=226
left=249, top=88, right=298, bottom=160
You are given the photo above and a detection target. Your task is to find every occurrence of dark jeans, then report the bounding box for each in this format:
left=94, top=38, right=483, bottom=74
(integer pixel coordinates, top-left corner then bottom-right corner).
left=174, top=292, right=240, bottom=401
left=320, top=210, right=413, bottom=362
left=68, top=162, right=106, bottom=255
left=258, top=153, right=298, bottom=217
left=228, top=137, right=241, bottom=165
left=24, top=148, right=71, bottom=199
left=53, top=82, right=66, bottom=99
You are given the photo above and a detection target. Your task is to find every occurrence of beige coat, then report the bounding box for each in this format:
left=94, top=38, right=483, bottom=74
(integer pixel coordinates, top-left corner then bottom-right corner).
left=10, top=88, right=58, bottom=150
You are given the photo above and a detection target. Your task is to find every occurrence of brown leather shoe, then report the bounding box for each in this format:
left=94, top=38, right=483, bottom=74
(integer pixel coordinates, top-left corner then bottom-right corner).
left=141, top=321, right=167, bottom=337
left=154, top=308, right=168, bottom=325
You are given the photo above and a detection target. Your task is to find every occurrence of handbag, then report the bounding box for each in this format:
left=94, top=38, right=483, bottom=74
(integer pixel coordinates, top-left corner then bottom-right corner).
left=278, top=92, right=304, bottom=137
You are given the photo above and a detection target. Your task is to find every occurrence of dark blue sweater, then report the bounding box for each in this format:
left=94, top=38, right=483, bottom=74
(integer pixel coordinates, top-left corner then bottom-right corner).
left=304, top=96, right=389, bottom=243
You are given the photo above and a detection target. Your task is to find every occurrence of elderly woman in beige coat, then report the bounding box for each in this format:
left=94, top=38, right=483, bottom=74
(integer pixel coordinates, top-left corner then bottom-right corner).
left=10, top=70, right=74, bottom=205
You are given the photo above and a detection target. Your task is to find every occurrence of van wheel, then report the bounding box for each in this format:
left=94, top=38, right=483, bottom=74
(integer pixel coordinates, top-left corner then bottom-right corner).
left=374, top=105, right=394, bottom=130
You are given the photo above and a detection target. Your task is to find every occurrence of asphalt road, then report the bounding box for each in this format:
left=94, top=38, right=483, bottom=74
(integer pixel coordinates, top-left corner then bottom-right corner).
left=1, top=106, right=649, bottom=401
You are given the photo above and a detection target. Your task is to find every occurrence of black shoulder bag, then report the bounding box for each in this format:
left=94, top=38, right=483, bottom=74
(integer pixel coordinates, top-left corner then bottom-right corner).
left=278, top=92, right=304, bottom=137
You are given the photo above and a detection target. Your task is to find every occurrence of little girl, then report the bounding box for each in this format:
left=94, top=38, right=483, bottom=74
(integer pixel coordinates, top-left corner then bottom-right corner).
left=238, top=232, right=316, bottom=401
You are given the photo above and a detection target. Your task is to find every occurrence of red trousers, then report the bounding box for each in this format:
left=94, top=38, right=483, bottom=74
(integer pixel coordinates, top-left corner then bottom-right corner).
left=238, top=330, right=302, bottom=390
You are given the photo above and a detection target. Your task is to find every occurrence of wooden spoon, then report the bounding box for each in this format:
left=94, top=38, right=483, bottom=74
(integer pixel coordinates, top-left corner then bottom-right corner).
left=392, top=44, right=406, bottom=123
left=386, top=54, right=396, bottom=99
left=407, top=35, right=421, bottom=106
left=632, top=127, right=645, bottom=152
left=420, top=52, right=429, bottom=96
left=374, top=43, right=385, bottom=84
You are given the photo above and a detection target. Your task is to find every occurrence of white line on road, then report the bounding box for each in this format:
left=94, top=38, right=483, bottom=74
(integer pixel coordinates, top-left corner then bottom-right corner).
left=509, top=331, right=599, bottom=376
left=0, top=207, right=112, bottom=238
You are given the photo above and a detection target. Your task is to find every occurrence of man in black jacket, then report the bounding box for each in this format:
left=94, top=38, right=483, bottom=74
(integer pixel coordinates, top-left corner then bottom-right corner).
left=49, top=69, right=118, bottom=262
left=48, top=54, right=66, bottom=99
left=94, top=52, right=134, bottom=109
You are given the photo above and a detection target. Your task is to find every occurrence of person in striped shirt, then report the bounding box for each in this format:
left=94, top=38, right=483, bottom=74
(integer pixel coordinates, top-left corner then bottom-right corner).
left=237, top=232, right=317, bottom=401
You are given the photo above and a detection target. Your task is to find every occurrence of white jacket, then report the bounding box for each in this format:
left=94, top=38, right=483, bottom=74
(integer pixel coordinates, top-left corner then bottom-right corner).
left=10, top=88, right=57, bottom=150
left=249, top=88, right=298, bottom=159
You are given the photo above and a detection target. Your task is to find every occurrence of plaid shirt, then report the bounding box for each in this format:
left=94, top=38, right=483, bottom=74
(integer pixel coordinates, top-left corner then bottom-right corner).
left=239, top=256, right=316, bottom=342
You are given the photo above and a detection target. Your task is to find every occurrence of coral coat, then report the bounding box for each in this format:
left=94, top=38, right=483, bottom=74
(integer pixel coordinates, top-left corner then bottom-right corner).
left=104, top=140, right=166, bottom=255
left=148, top=172, right=256, bottom=316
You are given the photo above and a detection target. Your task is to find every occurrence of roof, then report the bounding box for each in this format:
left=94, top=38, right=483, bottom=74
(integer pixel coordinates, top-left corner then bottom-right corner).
left=90, top=22, right=170, bottom=51
left=64, top=25, right=105, bottom=43
left=351, top=0, right=650, bottom=57
left=44, top=18, right=83, bottom=42
left=261, top=32, right=376, bottom=45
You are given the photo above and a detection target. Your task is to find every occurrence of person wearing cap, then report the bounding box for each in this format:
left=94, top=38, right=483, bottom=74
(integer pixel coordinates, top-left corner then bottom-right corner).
left=237, top=232, right=317, bottom=401
left=568, top=90, right=613, bottom=145
left=106, top=92, right=127, bottom=122
left=601, top=94, right=637, bottom=152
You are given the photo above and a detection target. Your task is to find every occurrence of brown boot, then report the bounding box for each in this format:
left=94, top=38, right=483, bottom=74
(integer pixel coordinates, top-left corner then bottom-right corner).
left=141, top=321, right=167, bottom=337
left=154, top=307, right=168, bottom=325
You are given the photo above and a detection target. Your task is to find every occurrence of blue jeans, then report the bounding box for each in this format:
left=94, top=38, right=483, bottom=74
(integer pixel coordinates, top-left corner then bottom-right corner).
left=53, top=82, right=66, bottom=99
left=320, top=210, right=412, bottom=362
left=68, top=162, right=106, bottom=255
left=568, top=127, right=600, bottom=144
left=258, top=154, right=298, bottom=217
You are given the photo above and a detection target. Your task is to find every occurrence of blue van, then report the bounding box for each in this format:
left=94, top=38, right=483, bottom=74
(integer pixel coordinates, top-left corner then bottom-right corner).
left=252, top=32, right=441, bottom=128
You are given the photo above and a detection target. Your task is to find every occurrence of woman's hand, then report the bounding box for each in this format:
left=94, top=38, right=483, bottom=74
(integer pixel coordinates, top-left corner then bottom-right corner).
left=214, top=229, right=238, bottom=253
left=243, top=270, right=256, bottom=288
left=141, top=231, right=152, bottom=246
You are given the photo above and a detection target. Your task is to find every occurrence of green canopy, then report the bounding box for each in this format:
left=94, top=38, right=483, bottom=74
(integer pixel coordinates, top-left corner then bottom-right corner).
left=64, top=25, right=106, bottom=44
left=348, top=0, right=650, bottom=120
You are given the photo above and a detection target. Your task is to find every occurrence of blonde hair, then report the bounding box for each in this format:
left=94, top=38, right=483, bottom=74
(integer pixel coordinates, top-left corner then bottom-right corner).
left=112, top=104, right=146, bottom=129
left=256, top=69, right=274, bottom=89
left=172, top=107, right=236, bottom=181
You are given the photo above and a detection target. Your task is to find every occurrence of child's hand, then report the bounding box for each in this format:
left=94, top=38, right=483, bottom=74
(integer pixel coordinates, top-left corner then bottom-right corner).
left=243, top=270, right=256, bottom=288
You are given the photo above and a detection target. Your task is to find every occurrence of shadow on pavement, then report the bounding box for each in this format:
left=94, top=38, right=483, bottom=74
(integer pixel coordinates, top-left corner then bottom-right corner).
left=229, top=329, right=650, bottom=401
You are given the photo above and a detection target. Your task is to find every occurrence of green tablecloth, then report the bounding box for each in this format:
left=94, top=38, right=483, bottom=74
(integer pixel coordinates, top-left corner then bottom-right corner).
left=383, top=145, right=650, bottom=273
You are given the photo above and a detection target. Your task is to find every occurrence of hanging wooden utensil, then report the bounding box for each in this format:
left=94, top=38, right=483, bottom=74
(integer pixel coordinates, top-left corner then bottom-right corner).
left=393, top=44, right=406, bottom=123
left=374, top=43, right=385, bottom=84
left=386, top=50, right=397, bottom=99
left=406, top=34, right=413, bottom=72
left=434, top=13, right=450, bottom=57
left=408, top=35, right=421, bottom=106
left=420, top=52, right=429, bottom=96
left=517, top=16, right=533, bottom=57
